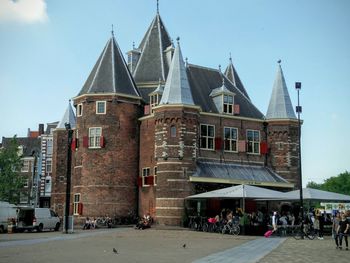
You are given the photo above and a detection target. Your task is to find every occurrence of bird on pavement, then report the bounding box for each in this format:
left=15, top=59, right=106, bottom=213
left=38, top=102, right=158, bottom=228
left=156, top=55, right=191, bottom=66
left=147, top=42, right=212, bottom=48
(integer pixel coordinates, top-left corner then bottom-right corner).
left=113, top=248, right=118, bottom=254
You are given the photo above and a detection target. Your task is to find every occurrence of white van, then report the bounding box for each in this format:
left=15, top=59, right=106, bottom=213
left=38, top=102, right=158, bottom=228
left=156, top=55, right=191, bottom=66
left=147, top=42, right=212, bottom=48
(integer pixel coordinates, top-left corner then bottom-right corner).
left=16, top=208, right=60, bottom=232
left=0, top=201, right=18, bottom=233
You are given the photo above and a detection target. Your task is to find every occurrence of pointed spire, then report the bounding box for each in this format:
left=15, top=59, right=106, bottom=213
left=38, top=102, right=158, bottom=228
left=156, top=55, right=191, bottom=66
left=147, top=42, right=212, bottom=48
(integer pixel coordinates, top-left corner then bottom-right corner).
left=266, top=63, right=296, bottom=119
left=157, top=0, right=159, bottom=14
left=133, top=10, right=172, bottom=83
left=57, top=101, right=76, bottom=129
left=159, top=39, right=194, bottom=105
left=78, top=34, right=140, bottom=98
left=224, top=55, right=250, bottom=100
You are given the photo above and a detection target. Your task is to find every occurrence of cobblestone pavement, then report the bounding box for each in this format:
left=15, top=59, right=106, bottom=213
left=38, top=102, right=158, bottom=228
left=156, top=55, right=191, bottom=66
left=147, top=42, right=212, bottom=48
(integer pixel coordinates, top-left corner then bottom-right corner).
left=258, top=236, right=349, bottom=263
left=0, top=228, right=349, bottom=263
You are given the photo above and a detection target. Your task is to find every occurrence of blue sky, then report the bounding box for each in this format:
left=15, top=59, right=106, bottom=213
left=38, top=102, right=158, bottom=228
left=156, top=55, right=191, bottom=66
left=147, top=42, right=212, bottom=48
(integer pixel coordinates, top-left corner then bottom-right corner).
left=0, top=0, right=349, bottom=186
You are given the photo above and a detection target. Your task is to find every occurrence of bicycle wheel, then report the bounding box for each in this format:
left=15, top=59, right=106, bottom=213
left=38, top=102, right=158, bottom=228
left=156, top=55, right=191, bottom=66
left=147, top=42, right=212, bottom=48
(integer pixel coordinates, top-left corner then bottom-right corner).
left=306, top=229, right=316, bottom=240
left=230, top=225, right=240, bottom=236
left=293, top=228, right=303, bottom=240
left=202, top=223, right=209, bottom=232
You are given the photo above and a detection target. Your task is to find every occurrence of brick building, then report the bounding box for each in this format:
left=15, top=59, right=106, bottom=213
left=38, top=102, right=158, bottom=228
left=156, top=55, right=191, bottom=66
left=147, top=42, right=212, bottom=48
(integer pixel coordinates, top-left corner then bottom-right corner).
left=51, top=9, right=300, bottom=226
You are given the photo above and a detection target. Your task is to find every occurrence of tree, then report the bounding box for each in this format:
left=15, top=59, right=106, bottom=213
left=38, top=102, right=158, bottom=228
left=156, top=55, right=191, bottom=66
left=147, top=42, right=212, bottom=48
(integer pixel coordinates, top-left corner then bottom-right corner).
left=0, top=136, right=24, bottom=204
left=307, top=171, right=350, bottom=195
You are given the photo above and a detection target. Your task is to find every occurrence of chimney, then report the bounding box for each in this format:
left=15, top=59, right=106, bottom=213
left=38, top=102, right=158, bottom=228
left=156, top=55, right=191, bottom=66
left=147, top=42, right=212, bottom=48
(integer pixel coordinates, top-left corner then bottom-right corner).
left=39, top=124, right=44, bottom=135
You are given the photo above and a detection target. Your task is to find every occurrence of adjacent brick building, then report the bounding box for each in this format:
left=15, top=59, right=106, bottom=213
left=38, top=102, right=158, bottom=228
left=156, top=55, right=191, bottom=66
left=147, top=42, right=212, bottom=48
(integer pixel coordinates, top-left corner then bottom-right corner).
left=51, top=9, right=301, bottom=226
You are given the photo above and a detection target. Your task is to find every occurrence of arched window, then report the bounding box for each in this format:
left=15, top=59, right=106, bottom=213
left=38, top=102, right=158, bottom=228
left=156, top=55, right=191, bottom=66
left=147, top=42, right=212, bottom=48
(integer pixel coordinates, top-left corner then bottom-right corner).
left=170, top=125, right=176, bottom=138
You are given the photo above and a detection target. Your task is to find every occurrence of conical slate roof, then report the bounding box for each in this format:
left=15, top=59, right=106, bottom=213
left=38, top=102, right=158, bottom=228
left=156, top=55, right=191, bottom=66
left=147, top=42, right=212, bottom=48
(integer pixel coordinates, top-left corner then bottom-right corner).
left=78, top=35, right=140, bottom=98
left=224, top=58, right=250, bottom=100
left=133, top=13, right=172, bottom=83
left=159, top=40, right=194, bottom=105
left=266, top=64, right=296, bottom=119
left=57, top=101, right=76, bottom=129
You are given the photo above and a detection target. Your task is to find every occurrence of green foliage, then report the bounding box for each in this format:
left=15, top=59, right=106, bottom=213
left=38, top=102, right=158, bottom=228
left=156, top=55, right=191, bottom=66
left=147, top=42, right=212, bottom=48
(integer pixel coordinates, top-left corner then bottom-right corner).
left=0, top=137, right=24, bottom=204
left=307, top=171, right=350, bottom=195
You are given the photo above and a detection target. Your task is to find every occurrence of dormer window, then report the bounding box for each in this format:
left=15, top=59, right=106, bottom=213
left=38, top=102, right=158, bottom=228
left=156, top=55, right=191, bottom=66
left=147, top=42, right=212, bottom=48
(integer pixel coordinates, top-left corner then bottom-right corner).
left=223, top=94, right=234, bottom=114
left=150, top=94, right=160, bottom=109
left=209, top=78, right=235, bottom=115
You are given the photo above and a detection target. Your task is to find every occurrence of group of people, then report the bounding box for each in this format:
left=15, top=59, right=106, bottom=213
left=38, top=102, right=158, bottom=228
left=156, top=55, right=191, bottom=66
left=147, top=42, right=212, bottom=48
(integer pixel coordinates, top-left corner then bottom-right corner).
left=332, top=212, right=349, bottom=250
left=135, top=213, right=152, bottom=230
left=83, top=217, right=97, bottom=230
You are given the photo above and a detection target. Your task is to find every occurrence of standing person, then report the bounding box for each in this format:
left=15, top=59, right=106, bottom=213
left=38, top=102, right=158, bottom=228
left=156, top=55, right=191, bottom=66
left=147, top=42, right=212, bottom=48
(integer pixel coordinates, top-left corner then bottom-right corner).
left=333, top=212, right=341, bottom=249
left=317, top=210, right=325, bottom=240
left=272, top=211, right=278, bottom=233
left=337, top=213, right=350, bottom=250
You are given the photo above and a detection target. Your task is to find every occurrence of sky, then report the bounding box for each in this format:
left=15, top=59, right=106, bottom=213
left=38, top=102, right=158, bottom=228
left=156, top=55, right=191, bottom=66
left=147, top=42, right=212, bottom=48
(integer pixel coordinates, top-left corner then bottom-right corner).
left=0, top=0, right=349, bottom=186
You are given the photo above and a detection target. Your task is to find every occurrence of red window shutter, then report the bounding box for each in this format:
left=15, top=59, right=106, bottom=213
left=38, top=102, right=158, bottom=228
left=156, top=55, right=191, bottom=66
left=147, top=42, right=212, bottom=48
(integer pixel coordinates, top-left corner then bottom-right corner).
left=78, top=203, right=83, bottom=215
left=100, top=136, right=105, bottom=148
left=137, top=177, right=143, bottom=187
left=146, top=176, right=154, bottom=186
left=238, top=140, right=246, bottom=152
left=215, top=137, right=222, bottom=151
left=71, top=139, right=76, bottom=151
left=83, top=136, right=89, bottom=147
left=144, top=105, right=150, bottom=115
left=260, top=141, right=268, bottom=154
left=234, top=104, right=240, bottom=115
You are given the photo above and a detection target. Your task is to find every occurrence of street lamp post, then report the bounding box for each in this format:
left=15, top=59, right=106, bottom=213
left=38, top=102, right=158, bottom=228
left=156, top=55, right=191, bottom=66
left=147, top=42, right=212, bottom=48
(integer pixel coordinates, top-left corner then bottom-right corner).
left=64, top=122, right=73, bottom=234
left=295, top=82, right=303, bottom=234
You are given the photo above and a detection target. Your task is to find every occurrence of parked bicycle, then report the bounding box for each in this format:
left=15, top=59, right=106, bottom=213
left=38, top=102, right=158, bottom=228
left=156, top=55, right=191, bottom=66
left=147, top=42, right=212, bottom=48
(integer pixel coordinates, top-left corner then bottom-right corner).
left=222, top=221, right=240, bottom=236
left=293, top=223, right=316, bottom=240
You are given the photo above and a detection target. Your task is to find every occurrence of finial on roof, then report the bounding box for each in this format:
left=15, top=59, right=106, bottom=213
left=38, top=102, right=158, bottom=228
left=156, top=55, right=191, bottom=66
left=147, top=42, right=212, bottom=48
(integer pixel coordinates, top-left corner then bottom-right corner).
left=222, top=76, right=225, bottom=86
left=111, top=24, right=114, bottom=37
left=132, top=41, right=135, bottom=49
left=176, top=36, right=180, bottom=44
left=157, top=0, right=159, bottom=14
left=69, top=99, right=71, bottom=103
left=277, top=59, right=281, bottom=64
left=185, top=57, right=188, bottom=67
left=218, top=64, right=222, bottom=72
left=229, top=52, right=232, bottom=63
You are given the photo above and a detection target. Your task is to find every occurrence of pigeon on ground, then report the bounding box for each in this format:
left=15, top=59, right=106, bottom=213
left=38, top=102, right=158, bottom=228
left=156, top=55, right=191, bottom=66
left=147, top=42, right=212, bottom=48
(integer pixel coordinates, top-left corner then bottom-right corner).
left=113, top=248, right=118, bottom=254
left=182, top=244, right=186, bottom=248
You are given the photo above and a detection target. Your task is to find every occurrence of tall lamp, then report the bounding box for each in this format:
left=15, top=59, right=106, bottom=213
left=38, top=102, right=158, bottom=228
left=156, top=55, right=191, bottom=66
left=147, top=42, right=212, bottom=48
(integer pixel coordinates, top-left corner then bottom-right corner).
left=295, top=82, right=303, bottom=233
left=64, top=122, right=73, bottom=233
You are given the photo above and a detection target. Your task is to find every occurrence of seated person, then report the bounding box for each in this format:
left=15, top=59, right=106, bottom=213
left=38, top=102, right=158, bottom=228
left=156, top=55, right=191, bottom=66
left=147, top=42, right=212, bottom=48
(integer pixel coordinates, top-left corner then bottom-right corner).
left=83, top=217, right=91, bottom=230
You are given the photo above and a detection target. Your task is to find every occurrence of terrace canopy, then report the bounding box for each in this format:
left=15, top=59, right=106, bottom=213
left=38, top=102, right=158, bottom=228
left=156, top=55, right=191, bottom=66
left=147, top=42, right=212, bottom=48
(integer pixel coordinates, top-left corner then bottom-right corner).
left=186, top=184, right=284, bottom=200
left=282, top=188, right=350, bottom=202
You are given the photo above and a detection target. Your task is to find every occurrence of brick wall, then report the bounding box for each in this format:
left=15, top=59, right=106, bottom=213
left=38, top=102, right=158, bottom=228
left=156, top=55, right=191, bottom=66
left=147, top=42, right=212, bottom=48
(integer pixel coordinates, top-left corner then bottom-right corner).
left=51, top=129, right=70, bottom=217
left=72, top=95, right=141, bottom=221
left=267, top=120, right=300, bottom=188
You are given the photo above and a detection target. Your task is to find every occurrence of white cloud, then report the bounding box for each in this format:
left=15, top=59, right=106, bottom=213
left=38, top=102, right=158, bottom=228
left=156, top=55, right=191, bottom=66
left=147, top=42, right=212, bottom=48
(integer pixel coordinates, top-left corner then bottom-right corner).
left=0, top=0, right=48, bottom=23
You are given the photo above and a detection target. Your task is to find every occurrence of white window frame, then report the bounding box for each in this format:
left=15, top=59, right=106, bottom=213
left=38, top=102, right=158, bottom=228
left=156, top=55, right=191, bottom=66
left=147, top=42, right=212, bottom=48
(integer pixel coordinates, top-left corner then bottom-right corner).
left=223, top=94, right=234, bottom=114
left=224, top=127, right=238, bottom=152
left=47, top=139, right=53, bottom=155
left=142, top=167, right=151, bottom=187
left=150, top=94, right=159, bottom=110
left=154, top=166, right=157, bottom=186
left=247, top=129, right=260, bottom=154
left=170, top=125, right=177, bottom=138
left=88, top=127, right=102, bottom=148
left=46, top=159, right=52, bottom=173
left=77, top=103, right=83, bottom=117
left=96, top=101, right=106, bottom=115
left=21, top=159, right=30, bottom=172
left=73, top=193, right=81, bottom=215
left=200, top=124, right=215, bottom=150
left=23, top=178, right=29, bottom=188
